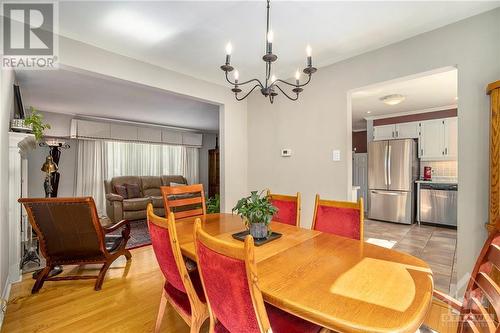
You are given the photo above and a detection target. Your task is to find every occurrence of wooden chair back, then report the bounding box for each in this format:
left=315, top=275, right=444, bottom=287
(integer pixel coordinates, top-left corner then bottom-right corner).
left=19, top=197, right=107, bottom=259
left=193, top=219, right=272, bottom=333
left=458, top=231, right=500, bottom=333
left=146, top=204, right=206, bottom=328
left=266, top=190, right=301, bottom=227
left=161, top=184, right=206, bottom=219
left=312, top=195, right=364, bottom=241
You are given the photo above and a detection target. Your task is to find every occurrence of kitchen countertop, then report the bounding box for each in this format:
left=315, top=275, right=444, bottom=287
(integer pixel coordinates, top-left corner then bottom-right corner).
left=415, top=179, right=458, bottom=185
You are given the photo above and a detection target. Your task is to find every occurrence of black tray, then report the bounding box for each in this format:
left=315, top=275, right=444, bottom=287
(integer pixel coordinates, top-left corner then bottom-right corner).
left=231, top=230, right=282, bottom=246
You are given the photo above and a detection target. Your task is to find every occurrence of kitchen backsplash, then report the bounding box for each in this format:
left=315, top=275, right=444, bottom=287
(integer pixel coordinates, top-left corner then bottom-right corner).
left=419, top=160, right=458, bottom=179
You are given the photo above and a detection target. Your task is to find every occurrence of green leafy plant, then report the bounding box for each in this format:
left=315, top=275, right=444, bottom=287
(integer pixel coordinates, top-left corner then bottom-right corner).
left=232, top=190, right=278, bottom=227
left=206, top=194, right=220, bottom=214
left=23, top=107, right=51, bottom=141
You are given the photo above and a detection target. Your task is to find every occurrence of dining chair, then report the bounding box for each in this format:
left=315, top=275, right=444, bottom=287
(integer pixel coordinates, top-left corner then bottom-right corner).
left=161, top=184, right=207, bottom=219
left=18, top=197, right=131, bottom=293
left=421, top=229, right=500, bottom=333
left=266, top=190, right=301, bottom=227
left=193, top=219, right=323, bottom=333
left=146, top=204, right=208, bottom=333
left=312, top=195, right=364, bottom=241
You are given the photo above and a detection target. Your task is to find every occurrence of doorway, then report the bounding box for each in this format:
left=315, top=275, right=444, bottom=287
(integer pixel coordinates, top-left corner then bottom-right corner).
left=349, top=66, right=458, bottom=294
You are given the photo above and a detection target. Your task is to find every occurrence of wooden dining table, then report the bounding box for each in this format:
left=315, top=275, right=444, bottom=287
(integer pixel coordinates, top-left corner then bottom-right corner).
left=175, top=213, right=434, bottom=333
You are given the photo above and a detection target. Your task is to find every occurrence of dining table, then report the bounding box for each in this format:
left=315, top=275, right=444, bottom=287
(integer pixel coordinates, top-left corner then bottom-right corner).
left=175, top=213, right=434, bottom=333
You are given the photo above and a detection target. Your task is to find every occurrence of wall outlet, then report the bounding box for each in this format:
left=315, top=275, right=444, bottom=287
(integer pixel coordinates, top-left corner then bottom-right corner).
left=332, top=149, right=341, bottom=161
left=281, top=148, right=292, bottom=157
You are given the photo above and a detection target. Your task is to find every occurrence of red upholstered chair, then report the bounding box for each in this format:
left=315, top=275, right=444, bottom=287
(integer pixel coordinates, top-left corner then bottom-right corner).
left=312, top=195, right=364, bottom=241
left=266, top=190, right=301, bottom=227
left=193, top=219, right=323, bottom=333
left=161, top=184, right=206, bottom=220
left=146, top=204, right=208, bottom=333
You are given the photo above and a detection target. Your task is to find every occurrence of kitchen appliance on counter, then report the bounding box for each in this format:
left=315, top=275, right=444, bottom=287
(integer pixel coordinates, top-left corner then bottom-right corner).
left=423, top=166, right=432, bottom=181
left=368, top=139, right=418, bottom=224
left=419, top=183, right=457, bottom=227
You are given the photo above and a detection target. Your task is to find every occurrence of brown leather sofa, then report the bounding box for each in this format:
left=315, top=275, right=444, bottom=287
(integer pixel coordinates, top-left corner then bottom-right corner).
left=104, top=175, right=187, bottom=222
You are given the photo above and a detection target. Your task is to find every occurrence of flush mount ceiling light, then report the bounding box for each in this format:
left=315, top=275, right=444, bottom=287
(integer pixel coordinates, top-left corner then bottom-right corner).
left=105, top=10, right=171, bottom=43
left=220, top=0, right=317, bottom=104
left=380, top=94, right=406, bottom=106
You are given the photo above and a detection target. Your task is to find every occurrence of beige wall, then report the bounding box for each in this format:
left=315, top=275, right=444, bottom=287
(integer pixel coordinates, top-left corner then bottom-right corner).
left=247, top=8, right=500, bottom=292
left=57, top=37, right=248, bottom=213
left=0, top=70, right=15, bottom=304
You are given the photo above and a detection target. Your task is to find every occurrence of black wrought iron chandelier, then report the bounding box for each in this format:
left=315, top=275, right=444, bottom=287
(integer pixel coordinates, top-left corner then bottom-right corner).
left=220, top=0, right=317, bottom=103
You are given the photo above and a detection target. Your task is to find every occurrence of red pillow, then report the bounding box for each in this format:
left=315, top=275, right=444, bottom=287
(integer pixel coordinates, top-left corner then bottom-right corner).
left=126, top=183, right=141, bottom=199
left=114, top=185, right=128, bottom=199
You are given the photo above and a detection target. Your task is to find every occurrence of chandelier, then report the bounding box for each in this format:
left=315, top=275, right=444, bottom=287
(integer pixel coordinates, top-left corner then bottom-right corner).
left=220, top=0, right=317, bottom=103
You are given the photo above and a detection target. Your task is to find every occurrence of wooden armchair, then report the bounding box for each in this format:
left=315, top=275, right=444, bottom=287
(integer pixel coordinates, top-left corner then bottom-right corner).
left=421, top=230, right=500, bottom=333
left=18, top=197, right=132, bottom=293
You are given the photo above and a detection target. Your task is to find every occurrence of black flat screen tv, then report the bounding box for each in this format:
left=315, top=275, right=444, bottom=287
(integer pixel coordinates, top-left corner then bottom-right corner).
left=13, top=84, right=25, bottom=119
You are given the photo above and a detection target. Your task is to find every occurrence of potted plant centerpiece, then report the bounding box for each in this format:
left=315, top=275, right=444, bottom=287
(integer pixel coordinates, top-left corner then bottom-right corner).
left=232, top=191, right=278, bottom=239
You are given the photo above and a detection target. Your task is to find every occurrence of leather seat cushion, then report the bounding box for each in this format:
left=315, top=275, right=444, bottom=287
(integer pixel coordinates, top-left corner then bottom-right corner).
left=161, top=175, right=187, bottom=186
left=123, top=198, right=150, bottom=211
left=123, top=210, right=147, bottom=220
left=141, top=176, right=162, bottom=197
left=150, top=196, right=164, bottom=208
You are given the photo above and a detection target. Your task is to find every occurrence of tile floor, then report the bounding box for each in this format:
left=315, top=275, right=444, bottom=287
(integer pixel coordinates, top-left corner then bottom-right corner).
left=364, top=219, right=457, bottom=293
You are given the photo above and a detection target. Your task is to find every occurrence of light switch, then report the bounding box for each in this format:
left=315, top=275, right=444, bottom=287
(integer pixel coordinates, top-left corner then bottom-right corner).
left=332, top=150, right=341, bottom=161
left=281, top=148, right=292, bottom=157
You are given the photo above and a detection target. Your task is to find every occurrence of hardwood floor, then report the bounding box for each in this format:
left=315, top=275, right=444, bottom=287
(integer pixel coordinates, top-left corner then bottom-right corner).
left=2, top=225, right=457, bottom=333
left=364, top=219, right=457, bottom=294
left=1, top=246, right=195, bottom=333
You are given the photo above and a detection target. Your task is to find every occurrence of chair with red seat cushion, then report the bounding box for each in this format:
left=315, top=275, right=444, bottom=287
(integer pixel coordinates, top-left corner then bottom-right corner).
left=267, top=190, right=301, bottom=227
left=193, top=219, right=323, bottom=333
left=147, top=204, right=208, bottom=333
left=312, top=195, right=364, bottom=241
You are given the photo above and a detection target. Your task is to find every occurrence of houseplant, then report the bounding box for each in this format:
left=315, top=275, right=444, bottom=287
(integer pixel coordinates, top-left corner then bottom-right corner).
left=232, top=190, right=278, bottom=239
left=23, top=107, right=51, bottom=142
left=206, top=194, right=220, bottom=214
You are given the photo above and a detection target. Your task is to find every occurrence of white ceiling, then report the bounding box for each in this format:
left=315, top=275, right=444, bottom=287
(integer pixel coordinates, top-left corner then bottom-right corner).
left=57, top=1, right=500, bottom=85
left=15, top=69, right=220, bottom=132
left=351, top=69, right=458, bottom=131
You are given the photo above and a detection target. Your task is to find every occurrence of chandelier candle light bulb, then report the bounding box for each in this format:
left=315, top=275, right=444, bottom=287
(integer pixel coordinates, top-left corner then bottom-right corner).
left=220, top=0, right=317, bottom=103
left=267, top=30, right=274, bottom=54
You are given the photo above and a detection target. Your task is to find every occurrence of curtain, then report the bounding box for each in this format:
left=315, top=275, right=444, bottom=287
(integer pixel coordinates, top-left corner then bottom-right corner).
left=75, top=140, right=108, bottom=214
left=75, top=139, right=200, bottom=215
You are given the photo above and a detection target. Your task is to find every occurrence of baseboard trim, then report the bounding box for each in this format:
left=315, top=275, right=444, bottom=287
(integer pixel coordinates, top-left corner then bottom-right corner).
left=0, top=276, right=12, bottom=329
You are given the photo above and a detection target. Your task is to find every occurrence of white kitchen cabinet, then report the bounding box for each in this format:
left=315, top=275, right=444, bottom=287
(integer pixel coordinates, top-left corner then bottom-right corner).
left=444, top=117, right=458, bottom=159
left=395, top=122, right=419, bottom=139
left=419, top=117, right=457, bottom=160
left=373, top=125, right=395, bottom=141
left=419, top=119, right=444, bottom=159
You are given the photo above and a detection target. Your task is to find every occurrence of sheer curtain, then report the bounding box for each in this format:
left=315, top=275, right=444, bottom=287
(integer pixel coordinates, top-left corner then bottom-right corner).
left=74, top=140, right=108, bottom=214
left=75, top=140, right=199, bottom=214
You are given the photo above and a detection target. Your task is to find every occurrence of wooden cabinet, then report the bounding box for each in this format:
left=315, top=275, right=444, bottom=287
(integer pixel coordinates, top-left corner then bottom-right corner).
left=419, top=118, right=457, bottom=160
left=373, top=117, right=457, bottom=161
left=395, top=122, right=419, bottom=139
left=373, top=125, right=395, bottom=141
left=374, top=122, right=419, bottom=140
left=208, top=148, right=220, bottom=198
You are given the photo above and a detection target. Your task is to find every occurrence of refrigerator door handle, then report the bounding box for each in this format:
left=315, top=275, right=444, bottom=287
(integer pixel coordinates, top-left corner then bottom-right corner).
left=384, top=144, right=388, bottom=186
left=371, top=190, right=400, bottom=195
left=387, top=144, right=392, bottom=186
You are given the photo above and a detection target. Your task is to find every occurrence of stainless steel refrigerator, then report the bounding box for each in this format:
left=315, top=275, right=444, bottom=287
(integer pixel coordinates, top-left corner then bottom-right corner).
left=368, top=139, right=418, bottom=224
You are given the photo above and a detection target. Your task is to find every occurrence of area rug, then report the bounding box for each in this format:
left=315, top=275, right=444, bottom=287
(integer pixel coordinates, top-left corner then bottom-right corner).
left=109, top=219, right=152, bottom=250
